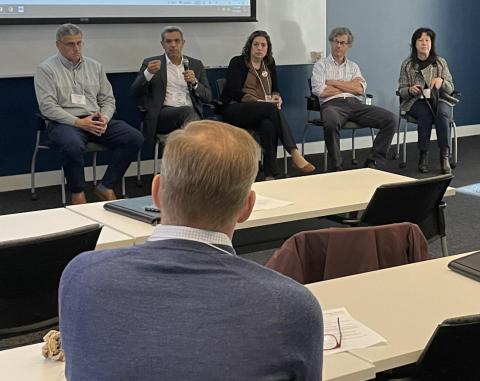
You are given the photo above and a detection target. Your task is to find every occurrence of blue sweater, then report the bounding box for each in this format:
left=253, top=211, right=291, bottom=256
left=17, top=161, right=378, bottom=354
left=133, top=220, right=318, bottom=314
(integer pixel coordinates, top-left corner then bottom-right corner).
left=59, top=239, right=323, bottom=380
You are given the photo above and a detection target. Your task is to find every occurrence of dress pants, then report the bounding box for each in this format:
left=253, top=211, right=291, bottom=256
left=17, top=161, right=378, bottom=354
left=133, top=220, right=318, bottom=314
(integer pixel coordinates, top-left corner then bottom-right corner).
left=223, top=101, right=297, bottom=177
left=321, top=97, right=396, bottom=169
left=47, top=120, right=144, bottom=193
left=407, top=100, right=451, bottom=151
left=156, top=106, right=199, bottom=134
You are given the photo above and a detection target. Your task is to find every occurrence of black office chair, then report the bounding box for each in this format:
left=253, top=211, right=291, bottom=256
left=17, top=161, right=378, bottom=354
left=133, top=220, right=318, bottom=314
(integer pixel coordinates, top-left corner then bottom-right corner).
left=31, top=114, right=126, bottom=205
left=215, top=78, right=288, bottom=176
left=0, top=223, right=102, bottom=337
left=394, top=90, right=460, bottom=169
left=379, top=314, right=480, bottom=381
left=302, top=79, right=375, bottom=171
left=340, top=174, right=453, bottom=257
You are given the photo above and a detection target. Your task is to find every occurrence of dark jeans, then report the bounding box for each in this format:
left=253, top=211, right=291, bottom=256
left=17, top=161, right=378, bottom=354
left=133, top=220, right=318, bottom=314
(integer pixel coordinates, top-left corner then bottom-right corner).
left=48, top=120, right=144, bottom=193
left=223, top=102, right=297, bottom=177
left=157, top=106, right=199, bottom=134
left=407, top=100, right=451, bottom=152
left=321, top=97, right=396, bottom=169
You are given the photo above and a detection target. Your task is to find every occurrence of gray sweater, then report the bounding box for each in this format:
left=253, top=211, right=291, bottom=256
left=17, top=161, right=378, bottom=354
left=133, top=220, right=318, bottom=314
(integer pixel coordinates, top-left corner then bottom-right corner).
left=59, top=239, right=323, bottom=381
left=34, top=53, right=116, bottom=125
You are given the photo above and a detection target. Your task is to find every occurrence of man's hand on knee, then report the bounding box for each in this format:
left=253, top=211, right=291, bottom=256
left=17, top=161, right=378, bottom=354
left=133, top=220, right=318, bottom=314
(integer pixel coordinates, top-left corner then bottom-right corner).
left=74, top=114, right=107, bottom=136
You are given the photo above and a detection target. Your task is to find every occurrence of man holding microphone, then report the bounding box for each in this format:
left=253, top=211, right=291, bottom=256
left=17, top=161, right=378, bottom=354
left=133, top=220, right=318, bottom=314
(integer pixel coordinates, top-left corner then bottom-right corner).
left=131, top=26, right=211, bottom=144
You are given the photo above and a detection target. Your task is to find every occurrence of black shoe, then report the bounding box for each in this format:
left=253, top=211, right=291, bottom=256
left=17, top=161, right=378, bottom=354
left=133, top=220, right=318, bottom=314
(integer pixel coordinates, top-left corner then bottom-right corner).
left=332, top=165, right=343, bottom=172
left=440, top=147, right=452, bottom=174
left=364, top=159, right=377, bottom=169
left=418, top=151, right=429, bottom=173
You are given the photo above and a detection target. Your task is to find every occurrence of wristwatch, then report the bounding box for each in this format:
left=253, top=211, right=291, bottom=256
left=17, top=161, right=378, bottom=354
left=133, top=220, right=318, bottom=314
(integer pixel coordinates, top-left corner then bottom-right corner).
left=192, top=81, right=199, bottom=89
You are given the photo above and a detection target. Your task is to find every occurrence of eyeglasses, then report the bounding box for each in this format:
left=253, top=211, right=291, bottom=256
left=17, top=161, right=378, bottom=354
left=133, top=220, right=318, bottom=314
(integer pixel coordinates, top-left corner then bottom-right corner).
left=332, top=40, right=349, bottom=47
left=59, top=40, right=83, bottom=49
left=324, top=317, right=342, bottom=351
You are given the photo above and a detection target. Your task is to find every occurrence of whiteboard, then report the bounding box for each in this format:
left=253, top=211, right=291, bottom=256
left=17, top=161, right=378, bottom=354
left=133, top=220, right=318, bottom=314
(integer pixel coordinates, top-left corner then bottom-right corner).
left=0, top=0, right=325, bottom=77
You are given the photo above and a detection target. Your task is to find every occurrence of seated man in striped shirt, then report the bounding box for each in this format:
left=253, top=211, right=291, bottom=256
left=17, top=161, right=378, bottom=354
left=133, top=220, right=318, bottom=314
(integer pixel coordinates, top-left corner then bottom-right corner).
left=311, top=27, right=395, bottom=171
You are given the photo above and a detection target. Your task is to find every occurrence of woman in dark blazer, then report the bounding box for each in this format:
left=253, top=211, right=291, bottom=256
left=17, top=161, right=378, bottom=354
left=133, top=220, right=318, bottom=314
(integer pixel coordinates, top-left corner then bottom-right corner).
left=222, top=30, right=315, bottom=179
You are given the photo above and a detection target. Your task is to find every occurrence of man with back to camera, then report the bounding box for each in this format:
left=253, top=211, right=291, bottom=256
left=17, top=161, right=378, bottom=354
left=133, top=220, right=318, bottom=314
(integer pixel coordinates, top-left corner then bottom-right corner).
left=34, top=23, right=144, bottom=205
left=59, top=120, right=324, bottom=381
left=131, top=26, right=212, bottom=144
left=311, top=26, right=395, bottom=171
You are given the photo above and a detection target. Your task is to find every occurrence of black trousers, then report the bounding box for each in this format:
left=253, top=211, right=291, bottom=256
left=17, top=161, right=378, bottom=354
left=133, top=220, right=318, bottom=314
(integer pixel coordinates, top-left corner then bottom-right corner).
left=223, top=102, right=297, bottom=177
left=156, top=105, right=199, bottom=134
left=321, top=97, right=396, bottom=169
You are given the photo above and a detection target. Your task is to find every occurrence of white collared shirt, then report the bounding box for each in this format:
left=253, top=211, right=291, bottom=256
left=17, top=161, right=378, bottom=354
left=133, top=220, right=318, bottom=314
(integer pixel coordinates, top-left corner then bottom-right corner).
left=148, top=224, right=234, bottom=256
left=311, top=54, right=367, bottom=104
left=144, top=55, right=192, bottom=107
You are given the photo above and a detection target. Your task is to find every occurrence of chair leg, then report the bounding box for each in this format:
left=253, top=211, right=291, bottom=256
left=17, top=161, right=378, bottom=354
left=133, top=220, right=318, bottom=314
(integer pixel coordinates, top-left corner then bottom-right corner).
left=351, top=129, right=357, bottom=165
left=451, top=121, right=458, bottom=168
left=302, top=123, right=309, bottom=156
left=92, top=152, right=98, bottom=186
left=121, top=177, right=126, bottom=198
left=400, top=120, right=407, bottom=168
left=323, top=145, right=328, bottom=172
left=153, top=141, right=160, bottom=175
left=283, top=148, right=288, bottom=177
left=30, top=147, right=40, bottom=201
left=136, top=148, right=143, bottom=187
left=394, top=116, right=401, bottom=160
left=61, top=168, right=66, bottom=206
left=440, top=236, right=448, bottom=257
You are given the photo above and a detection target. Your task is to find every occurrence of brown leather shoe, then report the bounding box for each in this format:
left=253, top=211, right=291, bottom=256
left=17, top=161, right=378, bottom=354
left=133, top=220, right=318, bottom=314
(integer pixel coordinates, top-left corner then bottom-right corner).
left=94, top=187, right=117, bottom=201
left=71, top=192, right=87, bottom=205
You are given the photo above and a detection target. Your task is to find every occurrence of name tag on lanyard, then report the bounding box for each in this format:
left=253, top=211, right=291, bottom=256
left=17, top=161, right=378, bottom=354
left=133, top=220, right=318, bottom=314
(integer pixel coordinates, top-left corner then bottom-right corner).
left=71, top=93, right=86, bottom=105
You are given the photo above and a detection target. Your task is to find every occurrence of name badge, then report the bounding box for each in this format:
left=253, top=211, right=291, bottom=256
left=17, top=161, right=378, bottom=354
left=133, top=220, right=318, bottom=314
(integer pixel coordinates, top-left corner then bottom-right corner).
left=71, top=93, right=86, bottom=105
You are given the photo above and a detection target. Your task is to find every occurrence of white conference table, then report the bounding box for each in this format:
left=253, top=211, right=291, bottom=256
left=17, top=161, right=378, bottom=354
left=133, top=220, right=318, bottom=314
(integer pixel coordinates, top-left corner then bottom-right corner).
left=67, top=168, right=452, bottom=244
left=0, top=208, right=134, bottom=250
left=306, top=252, right=479, bottom=374
left=0, top=342, right=375, bottom=381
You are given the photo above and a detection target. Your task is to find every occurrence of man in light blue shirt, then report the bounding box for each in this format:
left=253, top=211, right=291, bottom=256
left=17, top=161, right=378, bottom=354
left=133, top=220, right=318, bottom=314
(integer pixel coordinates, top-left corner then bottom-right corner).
left=34, top=23, right=143, bottom=204
left=59, top=120, right=324, bottom=380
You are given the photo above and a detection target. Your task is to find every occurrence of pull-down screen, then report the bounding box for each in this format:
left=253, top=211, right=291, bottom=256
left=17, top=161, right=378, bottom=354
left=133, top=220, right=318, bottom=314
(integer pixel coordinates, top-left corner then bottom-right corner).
left=0, top=0, right=256, bottom=24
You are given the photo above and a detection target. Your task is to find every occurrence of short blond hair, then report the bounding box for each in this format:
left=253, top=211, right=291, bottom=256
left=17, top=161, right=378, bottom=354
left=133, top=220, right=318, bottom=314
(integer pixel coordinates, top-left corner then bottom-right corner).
left=160, top=120, right=258, bottom=229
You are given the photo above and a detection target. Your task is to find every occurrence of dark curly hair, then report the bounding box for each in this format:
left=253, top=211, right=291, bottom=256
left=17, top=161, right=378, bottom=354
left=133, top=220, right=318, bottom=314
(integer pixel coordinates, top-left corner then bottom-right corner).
left=410, top=27, right=437, bottom=61
left=241, top=30, right=273, bottom=65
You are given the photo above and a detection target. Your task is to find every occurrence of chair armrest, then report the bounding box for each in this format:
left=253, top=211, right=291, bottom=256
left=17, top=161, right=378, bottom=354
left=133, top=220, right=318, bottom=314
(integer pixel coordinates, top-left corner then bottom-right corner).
left=452, top=90, right=461, bottom=97
left=306, top=95, right=321, bottom=111
left=36, top=112, right=49, bottom=131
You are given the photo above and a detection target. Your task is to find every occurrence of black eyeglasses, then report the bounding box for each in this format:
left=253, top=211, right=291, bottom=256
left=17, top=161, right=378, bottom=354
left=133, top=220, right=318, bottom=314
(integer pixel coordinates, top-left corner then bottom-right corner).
left=324, top=317, right=342, bottom=351
left=332, top=40, right=349, bottom=47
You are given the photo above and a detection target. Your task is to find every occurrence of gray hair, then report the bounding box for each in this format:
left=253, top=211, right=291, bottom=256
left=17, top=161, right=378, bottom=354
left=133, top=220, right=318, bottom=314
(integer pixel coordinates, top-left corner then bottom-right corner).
left=328, top=27, right=354, bottom=45
left=160, top=26, right=184, bottom=41
left=56, top=23, right=82, bottom=41
left=159, top=120, right=258, bottom=230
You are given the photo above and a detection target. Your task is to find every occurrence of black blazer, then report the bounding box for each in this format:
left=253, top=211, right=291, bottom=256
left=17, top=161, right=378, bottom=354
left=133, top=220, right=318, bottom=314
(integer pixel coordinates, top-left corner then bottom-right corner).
left=221, top=55, right=279, bottom=105
left=131, top=54, right=212, bottom=143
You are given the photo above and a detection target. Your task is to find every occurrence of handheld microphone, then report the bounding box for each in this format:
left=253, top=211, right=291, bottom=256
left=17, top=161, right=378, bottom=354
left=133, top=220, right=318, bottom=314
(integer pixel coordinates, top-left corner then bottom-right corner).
left=183, top=57, right=192, bottom=91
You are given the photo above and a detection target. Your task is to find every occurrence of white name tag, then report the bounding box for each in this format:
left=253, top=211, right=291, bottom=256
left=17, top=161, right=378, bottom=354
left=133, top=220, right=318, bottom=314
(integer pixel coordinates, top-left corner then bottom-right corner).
left=71, top=93, right=86, bottom=105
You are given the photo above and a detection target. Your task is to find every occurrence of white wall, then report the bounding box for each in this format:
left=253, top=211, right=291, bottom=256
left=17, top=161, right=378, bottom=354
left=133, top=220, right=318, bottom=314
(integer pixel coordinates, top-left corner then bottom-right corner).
left=0, top=0, right=325, bottom=77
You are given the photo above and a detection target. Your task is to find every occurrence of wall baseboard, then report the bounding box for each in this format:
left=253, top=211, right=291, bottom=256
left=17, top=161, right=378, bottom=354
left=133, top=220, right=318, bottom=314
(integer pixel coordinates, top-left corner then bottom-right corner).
left=2, top=124, right=479, bottom=193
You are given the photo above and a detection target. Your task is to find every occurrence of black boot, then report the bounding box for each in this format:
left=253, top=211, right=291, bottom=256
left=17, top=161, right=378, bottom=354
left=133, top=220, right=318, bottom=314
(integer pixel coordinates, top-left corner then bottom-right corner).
left=418, top=151, right=429, bottom=173
left=440, top=147, right=452, bottom=174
